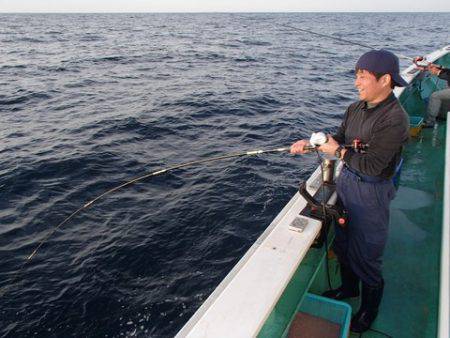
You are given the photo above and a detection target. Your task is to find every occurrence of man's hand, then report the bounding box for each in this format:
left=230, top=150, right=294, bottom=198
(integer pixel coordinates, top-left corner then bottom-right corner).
left=413, top=56, right=428, bottom=71
left=318, top=135, right=339, bottom=156
left=290, top=139, right=310, bottom=154
left=413, top=57, right=442, bottom=75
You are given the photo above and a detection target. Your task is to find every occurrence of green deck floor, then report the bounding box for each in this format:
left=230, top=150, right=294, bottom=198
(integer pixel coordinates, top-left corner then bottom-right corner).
left=345, top=123, right=446, bottom=338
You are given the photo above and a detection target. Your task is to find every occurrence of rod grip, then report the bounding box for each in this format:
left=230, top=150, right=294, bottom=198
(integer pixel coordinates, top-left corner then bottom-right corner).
left=304, top=145, right=317, bottom=152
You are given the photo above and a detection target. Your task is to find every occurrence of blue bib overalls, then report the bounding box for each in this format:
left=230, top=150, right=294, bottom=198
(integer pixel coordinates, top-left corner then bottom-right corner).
left=333, top=165, right=396, bottom=287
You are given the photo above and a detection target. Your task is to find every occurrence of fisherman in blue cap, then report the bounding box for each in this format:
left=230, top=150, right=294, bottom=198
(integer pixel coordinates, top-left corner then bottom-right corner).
left=291, top=49, right=409, bottom=333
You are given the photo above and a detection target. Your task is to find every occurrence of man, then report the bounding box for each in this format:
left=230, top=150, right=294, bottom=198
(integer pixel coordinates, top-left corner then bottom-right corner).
left=291, top=50, right=409, bottom=333
left=414, top=57, right=450, bottom=127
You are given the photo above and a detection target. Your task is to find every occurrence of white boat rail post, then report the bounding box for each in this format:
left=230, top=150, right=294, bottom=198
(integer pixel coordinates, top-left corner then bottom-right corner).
left=438, top=116, right=450, bottom=338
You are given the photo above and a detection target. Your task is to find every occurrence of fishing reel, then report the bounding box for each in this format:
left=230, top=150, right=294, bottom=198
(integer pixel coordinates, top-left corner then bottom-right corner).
left=304, top=132, right=368, bottom=154
left=350, top=138, right=368, bottom=153
left=297, top=131, right=355, bottom=248
left=304, top=132, right=328, bottom=152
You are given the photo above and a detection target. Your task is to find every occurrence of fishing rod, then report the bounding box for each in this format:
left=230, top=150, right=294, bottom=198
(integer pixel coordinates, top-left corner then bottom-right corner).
left=25, top=147, right=292, bottom=262
left=282, top=24, right=414, bottom=62
left=0, top=146, right=291, bottom=297
left=0, top=131, right=368, bottom=297
left=24, top=133, right=366, bottom=262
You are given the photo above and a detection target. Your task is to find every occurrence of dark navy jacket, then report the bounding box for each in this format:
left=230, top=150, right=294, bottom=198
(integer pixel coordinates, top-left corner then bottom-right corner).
left=333, top=93, right=409, bottom=179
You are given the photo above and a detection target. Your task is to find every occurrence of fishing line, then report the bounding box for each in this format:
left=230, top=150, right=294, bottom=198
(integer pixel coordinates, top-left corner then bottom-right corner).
left=0, top=146, right=291, bottom=297
left=281, top=24, right=414, bottom=62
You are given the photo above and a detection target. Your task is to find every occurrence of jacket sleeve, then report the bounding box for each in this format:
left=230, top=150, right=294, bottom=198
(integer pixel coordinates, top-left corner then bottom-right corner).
left=438, top=68, right=450, bottom=82
left=342, top=112, right=409, bottom=176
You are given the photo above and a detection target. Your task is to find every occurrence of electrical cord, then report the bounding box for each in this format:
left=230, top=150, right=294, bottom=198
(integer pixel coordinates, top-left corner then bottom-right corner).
left=368, top=327, right=394, bottom=337
left=315, top=152, right=394, bottom=338
left=359, top=327, right=394, bottom=337
left=315, top=150, right=333, bottom=290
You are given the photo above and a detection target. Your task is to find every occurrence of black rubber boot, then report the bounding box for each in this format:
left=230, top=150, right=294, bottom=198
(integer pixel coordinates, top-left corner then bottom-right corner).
left=350, top=280, right=384, bottom=333
left=322, top=264, right=360, bottom=300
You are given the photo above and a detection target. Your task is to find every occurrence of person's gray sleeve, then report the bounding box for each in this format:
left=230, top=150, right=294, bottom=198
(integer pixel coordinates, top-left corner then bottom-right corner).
left=342, top=113, right=409, bottom=176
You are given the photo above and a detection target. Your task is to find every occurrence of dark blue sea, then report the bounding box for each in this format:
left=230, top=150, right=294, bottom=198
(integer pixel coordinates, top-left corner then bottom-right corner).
left=0, top=12, right=448, bottom=337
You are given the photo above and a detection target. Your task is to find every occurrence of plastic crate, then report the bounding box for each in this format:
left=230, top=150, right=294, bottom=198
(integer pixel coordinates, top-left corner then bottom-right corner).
left=298, top=293, right=351, bottom=338
left=409, top=116, right=424, bottom=137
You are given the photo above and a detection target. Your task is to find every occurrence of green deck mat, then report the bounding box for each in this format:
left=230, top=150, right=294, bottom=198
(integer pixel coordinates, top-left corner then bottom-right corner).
left=345, top=124, right=446, bottom=338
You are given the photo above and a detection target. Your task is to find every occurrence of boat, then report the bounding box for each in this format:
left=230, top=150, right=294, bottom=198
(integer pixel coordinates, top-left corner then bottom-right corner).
left=176, top=45, right=450, bottom=338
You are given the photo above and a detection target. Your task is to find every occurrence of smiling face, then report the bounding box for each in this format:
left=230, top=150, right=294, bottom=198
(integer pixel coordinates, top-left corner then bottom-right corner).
left=354, top=69, right=393, bottom=104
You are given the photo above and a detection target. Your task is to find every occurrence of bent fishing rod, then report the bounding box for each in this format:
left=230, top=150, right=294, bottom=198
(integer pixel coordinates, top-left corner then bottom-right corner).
left=25, top=133, right=365, bottom=262
left=282, top=24, right=414, bottom=62
left=0, top=135, right=367, bottom=297
left=0, top=147, right=283, bottom=296
left=24, top=146, right=291, bottom=262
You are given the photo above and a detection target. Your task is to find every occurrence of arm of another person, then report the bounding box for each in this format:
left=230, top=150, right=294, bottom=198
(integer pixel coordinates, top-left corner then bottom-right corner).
left=437, top=67, right=450, bottom=82
left=428, top=63, right=449, bottom=82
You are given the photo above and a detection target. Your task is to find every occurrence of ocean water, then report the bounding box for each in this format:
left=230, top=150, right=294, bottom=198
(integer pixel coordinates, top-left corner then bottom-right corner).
left=0, top=13, right=448, bottom=337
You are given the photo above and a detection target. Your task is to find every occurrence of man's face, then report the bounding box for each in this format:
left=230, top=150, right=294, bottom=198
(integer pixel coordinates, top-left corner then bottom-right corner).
left=354, top=69, right=389, bottom=103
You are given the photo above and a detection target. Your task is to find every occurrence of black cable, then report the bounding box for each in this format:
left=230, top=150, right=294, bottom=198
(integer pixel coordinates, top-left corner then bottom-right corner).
left=367, top=327, right=394, bottom=337
left=315, top=150, right=332, bottom=290
left=356, top=327, right=394, bottom=337
left=314, top=151, right=393, bottom=338
left=323, top=226, right=332, bottom=290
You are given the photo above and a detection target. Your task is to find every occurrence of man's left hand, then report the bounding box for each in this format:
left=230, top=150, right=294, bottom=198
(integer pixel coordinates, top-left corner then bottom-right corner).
left=318, top=135, right=339, bottom=155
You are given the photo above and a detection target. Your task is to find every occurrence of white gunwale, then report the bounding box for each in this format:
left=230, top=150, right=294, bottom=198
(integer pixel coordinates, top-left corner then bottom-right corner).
left=438, top=117, right=450, bottom=338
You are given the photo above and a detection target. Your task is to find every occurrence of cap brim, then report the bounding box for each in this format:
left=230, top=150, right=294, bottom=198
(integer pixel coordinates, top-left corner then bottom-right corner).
left=392, top=73, right=408, bottom=87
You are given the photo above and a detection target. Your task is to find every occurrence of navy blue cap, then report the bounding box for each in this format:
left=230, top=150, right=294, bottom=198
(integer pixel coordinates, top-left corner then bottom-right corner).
left=356, top=49, right=408, bottom=87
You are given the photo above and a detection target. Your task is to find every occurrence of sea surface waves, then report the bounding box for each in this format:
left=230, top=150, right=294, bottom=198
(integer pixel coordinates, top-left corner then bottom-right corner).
left=0, top=13, right=448, bottom=337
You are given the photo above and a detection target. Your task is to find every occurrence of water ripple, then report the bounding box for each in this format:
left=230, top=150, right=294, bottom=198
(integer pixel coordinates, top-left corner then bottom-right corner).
left=0, top=12, right=448, bottom=338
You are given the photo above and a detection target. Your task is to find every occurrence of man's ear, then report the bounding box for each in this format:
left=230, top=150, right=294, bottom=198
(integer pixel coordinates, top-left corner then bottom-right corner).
left=382, top=74, right=393, bottom=88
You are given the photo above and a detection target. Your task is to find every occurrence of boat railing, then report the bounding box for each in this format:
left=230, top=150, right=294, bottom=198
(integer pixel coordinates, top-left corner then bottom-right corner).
left=438, top=116, right=450, bottom=338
